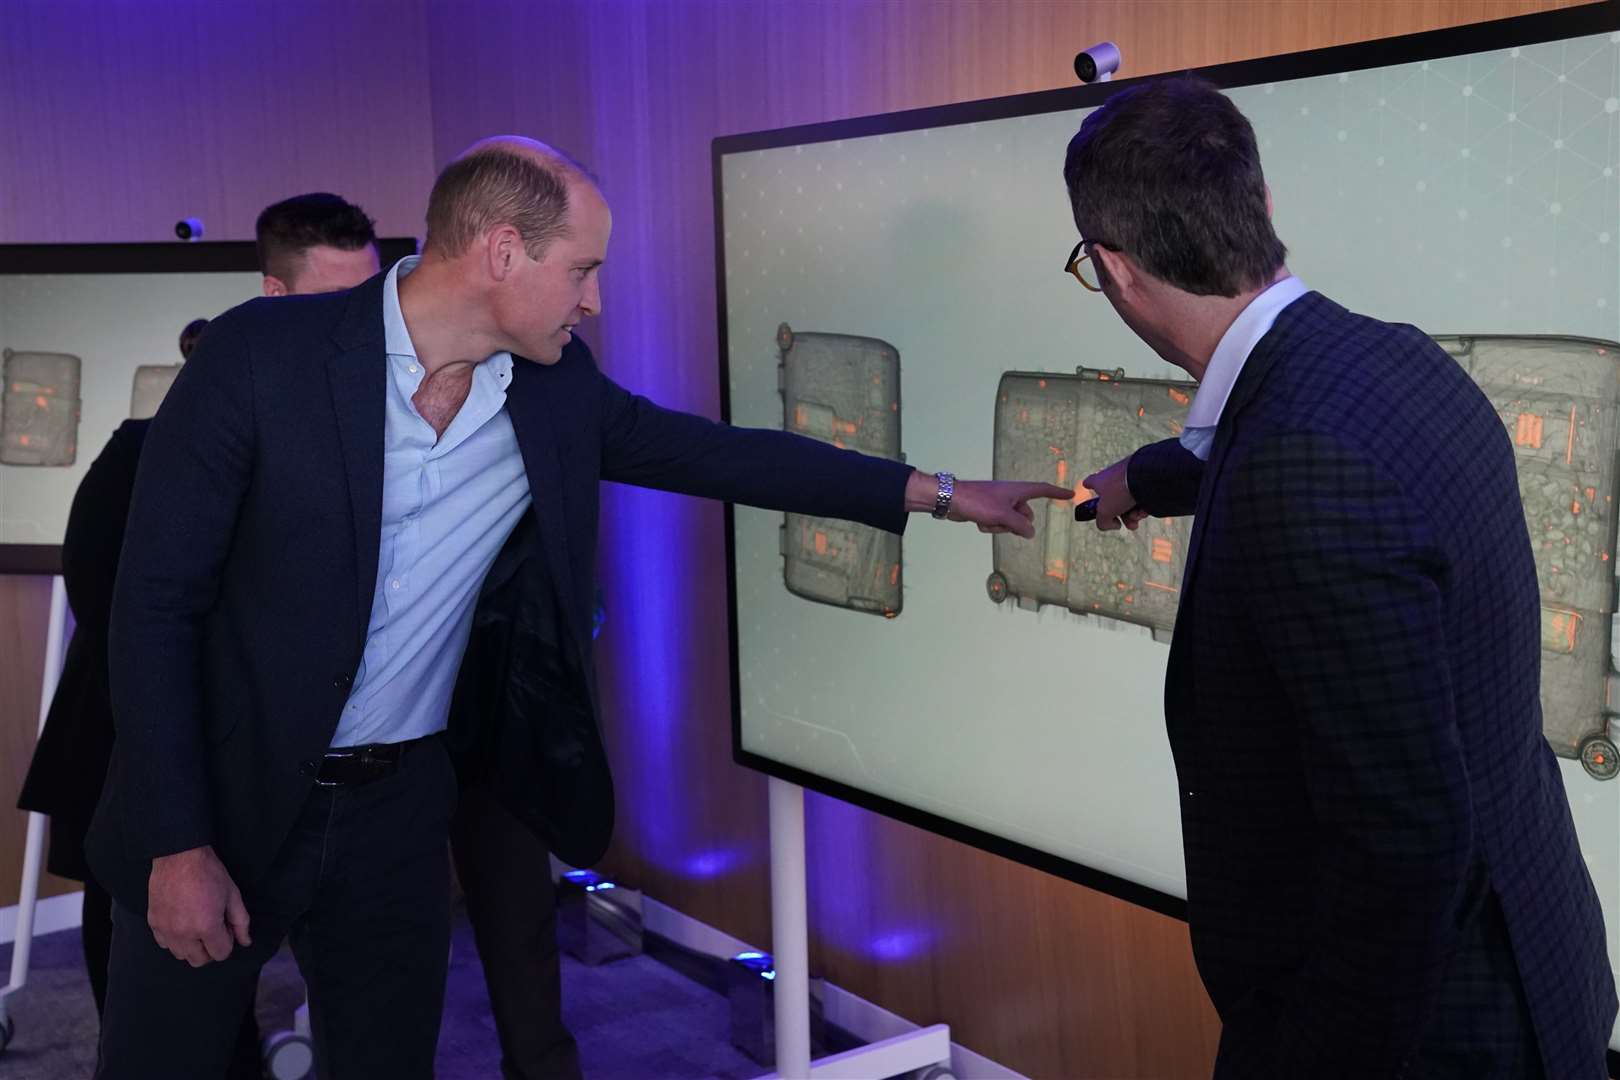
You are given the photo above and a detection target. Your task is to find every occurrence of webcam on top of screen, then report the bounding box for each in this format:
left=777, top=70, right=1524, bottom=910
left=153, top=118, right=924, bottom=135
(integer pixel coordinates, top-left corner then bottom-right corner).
left=1074, top=42, right=1121, bottom=84
left=174, top=217, right=205, bottom=241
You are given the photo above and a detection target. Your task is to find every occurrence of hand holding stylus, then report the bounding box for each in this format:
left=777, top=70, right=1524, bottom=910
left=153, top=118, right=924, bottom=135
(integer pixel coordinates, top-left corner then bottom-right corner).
left=1078, top=456, right=1149, bottom=531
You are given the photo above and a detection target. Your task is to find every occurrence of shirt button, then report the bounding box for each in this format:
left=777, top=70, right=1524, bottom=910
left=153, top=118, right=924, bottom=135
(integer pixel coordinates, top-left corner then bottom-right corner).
left=408, top=364, right=418, bottom=373
left=391, top=579, right=401, bottom=590
left=333, top=673, right=352, bottom=690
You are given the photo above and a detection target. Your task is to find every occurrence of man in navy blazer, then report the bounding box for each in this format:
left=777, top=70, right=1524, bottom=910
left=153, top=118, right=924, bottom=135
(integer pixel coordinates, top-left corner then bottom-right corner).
left=1066, top=80, right=1615, bottom=1077
left=87, top=136, right=1069, bottom=1077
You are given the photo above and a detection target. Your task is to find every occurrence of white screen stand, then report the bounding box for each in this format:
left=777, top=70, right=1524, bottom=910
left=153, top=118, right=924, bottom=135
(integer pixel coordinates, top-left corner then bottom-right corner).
left=754, top=777, right=953, bottom=1079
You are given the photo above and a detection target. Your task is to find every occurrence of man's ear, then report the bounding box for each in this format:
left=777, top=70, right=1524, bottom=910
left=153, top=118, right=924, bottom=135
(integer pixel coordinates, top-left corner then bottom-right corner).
left=262, top=275, right=288, bottom=297
left=487, top=225, right=522, bottom=282
left=1094, top=245, right=1134, bottom=294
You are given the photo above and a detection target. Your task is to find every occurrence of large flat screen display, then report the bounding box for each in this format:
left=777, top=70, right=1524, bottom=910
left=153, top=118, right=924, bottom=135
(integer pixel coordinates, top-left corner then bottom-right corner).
left=717, top=5, right=1620, bottom=1050
left=0, top=240, right=416, bottom=573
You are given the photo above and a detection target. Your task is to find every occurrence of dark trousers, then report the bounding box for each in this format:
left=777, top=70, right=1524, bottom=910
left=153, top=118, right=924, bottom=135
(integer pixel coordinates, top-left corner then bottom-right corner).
left=79, top=870, right=113, bottom=1016
left=450, top=781, right=582, bottom=1080
left=96, top=736, right=458, bottom=1079
left=81, top=870, right=263, bottom=1077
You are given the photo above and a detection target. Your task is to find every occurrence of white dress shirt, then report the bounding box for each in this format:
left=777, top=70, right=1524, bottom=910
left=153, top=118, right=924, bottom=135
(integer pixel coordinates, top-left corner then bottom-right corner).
left=332, top=256, right=533, bottom=747
left=1179, top=275, right=1309, bottom=461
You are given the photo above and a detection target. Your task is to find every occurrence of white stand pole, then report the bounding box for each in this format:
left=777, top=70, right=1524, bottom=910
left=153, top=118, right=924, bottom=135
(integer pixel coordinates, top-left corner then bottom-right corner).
left=2, top=576, right=72, bottom=1035
left=757, top=777, right=953, bottom=1080
left=768, top=777, right=812, bottom=1078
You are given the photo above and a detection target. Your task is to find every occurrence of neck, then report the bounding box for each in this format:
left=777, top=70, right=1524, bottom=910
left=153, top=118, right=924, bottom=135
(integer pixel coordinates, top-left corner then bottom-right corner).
left=396, top=257, right=505, bottom=376
left=1156, top=266, right=1290, bottom=382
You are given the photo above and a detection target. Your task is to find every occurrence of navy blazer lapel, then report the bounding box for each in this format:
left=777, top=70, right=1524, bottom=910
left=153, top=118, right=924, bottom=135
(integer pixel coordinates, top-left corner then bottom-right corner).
left=327, top=272, right=390, bottom=652
left=504, top=359, right=581, bottom=642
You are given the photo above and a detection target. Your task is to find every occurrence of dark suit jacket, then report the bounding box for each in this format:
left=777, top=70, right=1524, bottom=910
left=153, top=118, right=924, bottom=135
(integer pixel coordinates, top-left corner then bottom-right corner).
left=1147, top=292, right=1615, bottom=1077
left=18, top=419, right=149, bottom=881
left=87, top=270, right=911, bottom=911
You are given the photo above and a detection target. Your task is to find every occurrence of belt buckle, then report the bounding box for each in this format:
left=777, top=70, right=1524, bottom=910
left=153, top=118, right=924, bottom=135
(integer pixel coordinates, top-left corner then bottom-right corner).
left=360, top=742, right=401, bottom=767
left=314, top=746, right=363, bottom=788
left=313, top=741, right=409, bottom=788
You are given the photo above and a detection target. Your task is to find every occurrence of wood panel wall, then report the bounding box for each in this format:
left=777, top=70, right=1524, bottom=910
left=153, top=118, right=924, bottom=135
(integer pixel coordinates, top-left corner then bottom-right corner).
left=0, top=576, right=77, bottom=903
left=0, top=1, right=1590, bottom=1076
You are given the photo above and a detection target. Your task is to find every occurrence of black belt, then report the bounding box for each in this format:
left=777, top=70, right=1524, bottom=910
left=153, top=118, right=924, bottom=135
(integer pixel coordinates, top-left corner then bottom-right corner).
left=303, top=734, right=436, bottom=788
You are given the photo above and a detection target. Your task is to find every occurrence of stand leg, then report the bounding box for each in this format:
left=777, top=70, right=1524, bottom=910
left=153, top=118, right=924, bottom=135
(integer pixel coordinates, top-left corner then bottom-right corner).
left=4, top=576, right=71, bottom=1026
left=758, top=777, right=952, bottom=1080
left=768, top=777, right=810, bottom=1079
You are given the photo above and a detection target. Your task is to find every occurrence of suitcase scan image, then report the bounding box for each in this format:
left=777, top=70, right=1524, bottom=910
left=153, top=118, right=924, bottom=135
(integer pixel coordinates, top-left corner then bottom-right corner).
left=988, top=367, right=1193, bottom=643
left=1440, top=335, right=1620, bottom=781
left=776, top=323, right=903, bottom=617
left=988, top=339, right=1620, bottom=781
left=130, top=363, right=183, bottom=420
left=1, top=349, right=81, bottom=467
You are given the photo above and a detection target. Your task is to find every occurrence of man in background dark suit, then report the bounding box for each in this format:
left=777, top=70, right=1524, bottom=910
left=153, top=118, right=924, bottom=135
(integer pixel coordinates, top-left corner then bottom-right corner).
left=1066, top=78, right=1616, bottom=1078
left=256, top=192, right=384, bottom=298
left=87, top=136, right=1069, bottom=1078
left=17, top=193, right=380, bottom=1077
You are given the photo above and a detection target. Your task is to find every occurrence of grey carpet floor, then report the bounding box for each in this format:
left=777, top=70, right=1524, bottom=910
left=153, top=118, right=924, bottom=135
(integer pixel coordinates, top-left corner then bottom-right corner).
left=0, top=904, right=777, bottom=1079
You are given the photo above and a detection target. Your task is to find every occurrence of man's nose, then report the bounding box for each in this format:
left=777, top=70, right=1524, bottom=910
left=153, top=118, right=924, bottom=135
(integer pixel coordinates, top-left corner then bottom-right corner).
left=580, top=277, right=602, bottom=318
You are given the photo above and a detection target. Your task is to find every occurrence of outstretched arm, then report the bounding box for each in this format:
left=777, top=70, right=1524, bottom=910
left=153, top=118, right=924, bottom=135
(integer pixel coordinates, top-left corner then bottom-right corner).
left=597, top=371, right=1068, bottom=535
left=902, top=470, right=1071, bottom=538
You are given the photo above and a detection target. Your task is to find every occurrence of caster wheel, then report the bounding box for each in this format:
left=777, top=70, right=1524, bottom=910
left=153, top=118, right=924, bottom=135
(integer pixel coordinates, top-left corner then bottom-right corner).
left=986, top=570, right=1009, bottom=604
left=1578, top=733, right=1619, bottom=780
left=776, top=322, right=794, bottom=352
left=263, top=1029, right=315, bottom=1080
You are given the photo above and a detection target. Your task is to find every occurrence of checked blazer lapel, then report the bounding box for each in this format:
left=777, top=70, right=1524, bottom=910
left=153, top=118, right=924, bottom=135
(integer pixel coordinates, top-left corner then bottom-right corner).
left=1164, top=294, right=1315, bottom=730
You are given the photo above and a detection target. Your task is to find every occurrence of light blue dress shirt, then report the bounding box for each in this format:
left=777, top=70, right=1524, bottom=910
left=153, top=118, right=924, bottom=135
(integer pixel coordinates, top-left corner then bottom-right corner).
left=1179, top=275, right=1308, bottom=461
left=332, top=256, right=533, bottom=747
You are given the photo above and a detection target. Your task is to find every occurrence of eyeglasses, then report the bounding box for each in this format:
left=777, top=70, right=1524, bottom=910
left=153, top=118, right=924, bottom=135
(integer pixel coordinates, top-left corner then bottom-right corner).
left=1064, top=239, right=1112, bottom=293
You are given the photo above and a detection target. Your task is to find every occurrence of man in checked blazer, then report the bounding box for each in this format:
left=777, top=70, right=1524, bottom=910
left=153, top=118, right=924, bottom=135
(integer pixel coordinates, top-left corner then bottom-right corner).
left=1068, top=79, right=1616, bottom=1078
left=86, top=136, right=1069, bottom=1077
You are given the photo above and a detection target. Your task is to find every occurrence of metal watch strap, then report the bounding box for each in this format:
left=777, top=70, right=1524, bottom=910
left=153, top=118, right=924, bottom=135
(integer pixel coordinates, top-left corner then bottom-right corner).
left=931, top=471, right=955, bottom=519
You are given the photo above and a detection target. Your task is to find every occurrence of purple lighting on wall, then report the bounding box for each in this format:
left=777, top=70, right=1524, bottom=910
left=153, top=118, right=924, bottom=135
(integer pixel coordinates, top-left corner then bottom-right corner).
left=867, top=928, right=935, bottom=962
left=807, top=793, right=941, bottom=963
left=589, top=193, right=727, bottom=879
left=600, top=483, right=687, bottom=865
left=682, top=847, right=743, bottom=879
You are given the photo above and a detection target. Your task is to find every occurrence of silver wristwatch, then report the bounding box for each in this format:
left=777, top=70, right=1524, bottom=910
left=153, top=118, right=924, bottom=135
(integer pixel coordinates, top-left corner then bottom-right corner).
left=931, top=472, right=956, bottom=519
